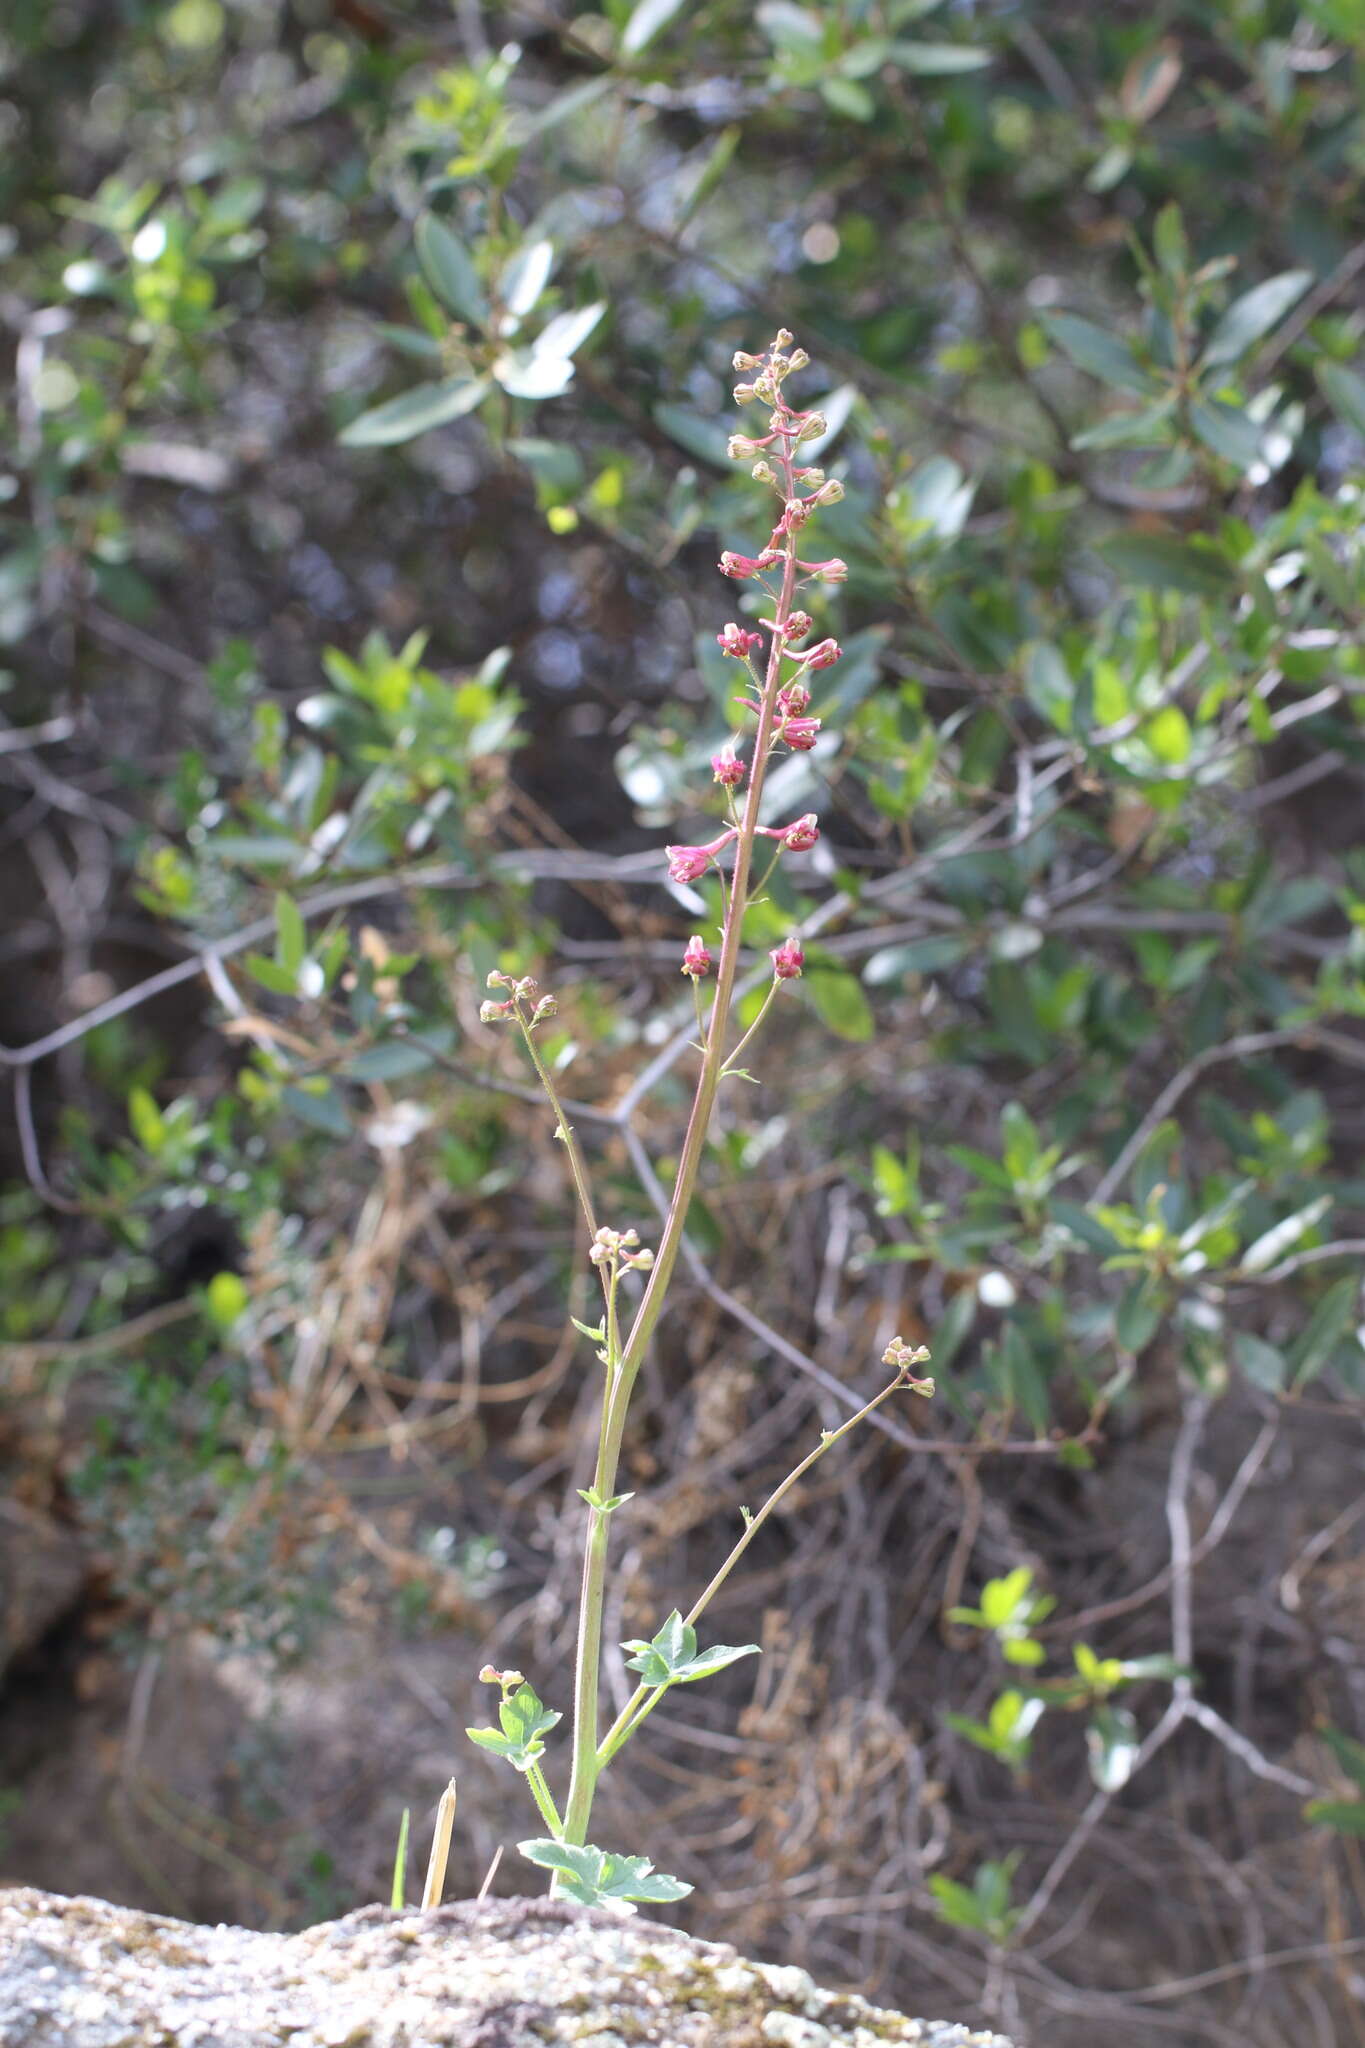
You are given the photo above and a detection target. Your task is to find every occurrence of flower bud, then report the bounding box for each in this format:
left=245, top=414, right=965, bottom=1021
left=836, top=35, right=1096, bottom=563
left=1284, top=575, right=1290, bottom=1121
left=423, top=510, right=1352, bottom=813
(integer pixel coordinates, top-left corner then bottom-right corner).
left=486, top=970, right=514, bottom=989
left=750, top=460, right=778, bottom=485
left=681, top=935, right=713, bottom=979
left=796, top=413, right=828, bottom=443
left=624, top=1247, right=654, bottom=1271
left=782, top=813, right=820, bottom=852
left=531, top=995, right=558, bottom=1026
left=783, top=612, right=813, bottom=643
left=666, top=843, right=711, bottom=883
left=883, top=1337, right=932, bottom=1370
left=770, top=936, right=805, bottom=980
left=787, top=348, right=809, bottom=371
left=801, top=638, right=842, bottom=670
left=480, top=999, right=515, bottom=1023
left=732, top=350, right=761, bottom=372
left=733, top=383, right=757, bottom=405
left=803, top=557, right=848, bottom=582
left=772, top=328, right=795, bottom=351
left=810, top=479, right=845, bottom=507
left=782, top=496, right=812, bottom=528
left=781, top=716, right=821, bottom=751
left=728, top=433, right=760, bottom=460
left=478, top=1664, right=499, bottom=1684
left=797, top=468, right=826, bottom=488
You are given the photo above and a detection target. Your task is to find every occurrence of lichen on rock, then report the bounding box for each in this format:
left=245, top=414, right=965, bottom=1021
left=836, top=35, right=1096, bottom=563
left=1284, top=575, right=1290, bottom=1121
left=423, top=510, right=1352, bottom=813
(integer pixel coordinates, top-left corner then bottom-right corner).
left=0, top=1888, right=1016, bottom=2048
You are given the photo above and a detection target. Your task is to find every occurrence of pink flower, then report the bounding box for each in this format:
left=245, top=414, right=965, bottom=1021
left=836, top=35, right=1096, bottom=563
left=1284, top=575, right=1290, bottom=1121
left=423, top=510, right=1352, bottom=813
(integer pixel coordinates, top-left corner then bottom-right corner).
left=798, top=558, right=848, bottom=582
left=776, top=682, right=811, bottom=716
left=782, top=813, right=820, bottom=852
left=681, top=936, right=713, bottom=979
left=781, top=717, right=821, bottom=751
left=719, top=550, right=779, bottom=579
left=770, top=936, right=805, bottom=980
left=665, top=828, right=737, bottom=883
left=782, top=612, right=814, bottom=643
left=711, top=749, right=746, bottom=788
left=801, top=638, right=842, bottom=670
left=716, top=621, right=763, bottom=659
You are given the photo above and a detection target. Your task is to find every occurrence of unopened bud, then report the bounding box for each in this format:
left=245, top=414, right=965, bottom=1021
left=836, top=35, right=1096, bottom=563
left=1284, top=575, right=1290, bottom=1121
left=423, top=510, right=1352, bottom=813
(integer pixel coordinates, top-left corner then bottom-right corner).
left=733, top=350, right=761, bottom=372
left=486, top=970, right=513, bottom=989
left=733, top=382, right=757, bottom=405
left=786, top=347, right=809, bottom=371
left=772, top=328, right=794, bottom=351
left=624, top=1247, right=654, bottom=1271
left=531, top=995, right=558, bottom=1026
left=480, top=999, right=515, bottom=1023
left=883, top=1337, right=932, bottom=1370
left=810, top=478, right=845, bottom=507
left=728, top=433, right=760, bottom=460
left=796, top=413, right=827, bottom=443
left=751, top=460, right=778, bottom=484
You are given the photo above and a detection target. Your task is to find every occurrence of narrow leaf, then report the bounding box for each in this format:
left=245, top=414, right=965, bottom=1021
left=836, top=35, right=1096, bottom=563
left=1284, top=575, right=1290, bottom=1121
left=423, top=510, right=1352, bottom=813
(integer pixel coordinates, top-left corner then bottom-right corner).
left=1041, top=312, right=1157, bottom=397
left=415, top=215, right=488, bottom=327
left=622, top=0, right=689, bottom=55
left=340, top=378, right=489, bottom=448
left=1202, top=269, right=1312, bottom=368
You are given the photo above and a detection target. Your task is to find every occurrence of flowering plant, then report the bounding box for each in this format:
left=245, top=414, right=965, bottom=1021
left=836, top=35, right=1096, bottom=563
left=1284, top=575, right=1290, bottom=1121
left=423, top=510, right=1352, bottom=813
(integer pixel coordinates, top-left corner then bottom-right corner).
left=467, top=332, right=933, bottom=1913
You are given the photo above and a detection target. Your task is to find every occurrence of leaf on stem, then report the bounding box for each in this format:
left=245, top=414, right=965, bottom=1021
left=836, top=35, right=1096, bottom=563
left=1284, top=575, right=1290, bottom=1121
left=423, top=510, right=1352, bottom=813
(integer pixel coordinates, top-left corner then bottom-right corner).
left=466, top=1682, right=561, bottom=1772
left=621, top=1609, right=760, bottom=1687
left=518, top=1838, right=692, bottom=1912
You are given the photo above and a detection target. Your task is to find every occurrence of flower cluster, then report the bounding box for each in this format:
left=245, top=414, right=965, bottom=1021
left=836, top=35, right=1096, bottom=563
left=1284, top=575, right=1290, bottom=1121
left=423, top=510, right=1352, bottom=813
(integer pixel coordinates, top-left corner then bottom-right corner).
left=481, top=970, right=557, bottom=1028
left=588, top=1226, right=654, bottom=1273
left=660, top=329, right=850, bottom=1009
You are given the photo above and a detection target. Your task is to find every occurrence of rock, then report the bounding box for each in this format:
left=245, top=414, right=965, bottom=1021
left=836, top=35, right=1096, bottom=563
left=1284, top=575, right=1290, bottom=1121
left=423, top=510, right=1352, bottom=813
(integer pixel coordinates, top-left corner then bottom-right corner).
left=0, top=1888, right=1016, bottom=2048
left=0, top=1503, right=86, bottom=1682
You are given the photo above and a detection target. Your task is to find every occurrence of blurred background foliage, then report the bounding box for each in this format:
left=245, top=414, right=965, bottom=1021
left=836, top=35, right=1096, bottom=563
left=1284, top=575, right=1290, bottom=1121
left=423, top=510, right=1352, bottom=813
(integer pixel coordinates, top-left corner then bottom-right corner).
left=2, top=1, right=1365, bottom=2040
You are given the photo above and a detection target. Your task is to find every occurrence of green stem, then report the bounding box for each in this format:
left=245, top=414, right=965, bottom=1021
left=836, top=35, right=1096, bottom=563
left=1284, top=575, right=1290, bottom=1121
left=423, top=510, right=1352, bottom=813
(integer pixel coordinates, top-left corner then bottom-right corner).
left=720, top=979, right=780, bottom=1079
left=561, top=425, right=805, bottom=1848
left=524, top=1759, right=564, bottom=1839
left=595, top=1365, right=914, bottom=1771
left=517, top=1009, right=603, bottom=1255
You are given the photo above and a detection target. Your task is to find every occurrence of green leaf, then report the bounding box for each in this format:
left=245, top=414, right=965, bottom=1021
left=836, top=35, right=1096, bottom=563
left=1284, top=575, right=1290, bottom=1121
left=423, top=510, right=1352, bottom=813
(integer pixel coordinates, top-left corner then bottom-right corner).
left=805, top=963, right=875, bottom=1042
left=889, top=39, right=992, bottom=72
left=1321, top=1726, right=1365, bottom=1792
left=1189, top=399, right=1264, bottom=471
left=1287, top=1274, right=1357, bottom=1390
left=1041, top=312, right=1157, bottom=396
left=1202, top=269, right=1311, bottom=368
left=622, top=1610, right=759, bottom=1686
left=466, top=1682, right=561, bottom=1774
left=245, top=953, right=301, bottom=996
left=1144, top=705, right=1192, bottom=765
left=653, top=403, right=731, bottom=469
left=517, top=1838, right=692, bottom=1912
left=1239, top=1194, right=1331, bottom=1274
left=415, top=214, right=488, bottom=327
left=1071, top=397, right=1177, bottom=451
left=1318, top=360, right=1365, bottom=438
left=340, top=378, right=489, bottom=447
left=1233, top=1331, right=1287, bottom=1394
left=342, top=1042, right=435, bottom=1082
left=275, top=891, right=306, bottom=974
left=864, top=935, right=971, bottom=982
left=128, top=1084, right=166, bottom=1154
left=1305, top=1800, right=1365, bottom=1836
left=1115, top=1275, right=1163, bottom=1354
left=622, top=0, right=689, bottom=54
left=1098, top=532, right=1236, bottom=598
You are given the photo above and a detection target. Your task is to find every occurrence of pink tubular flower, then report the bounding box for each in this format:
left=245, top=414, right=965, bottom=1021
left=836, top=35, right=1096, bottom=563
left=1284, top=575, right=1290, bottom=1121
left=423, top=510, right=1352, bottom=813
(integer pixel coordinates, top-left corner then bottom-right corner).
left=799, top=557, right=848, bottom=582
left=770, top=936, right=805, bottom=980
left=781, top=717, right=821, bottom=751
left=776, top=682, right=811, bottom=716
left=665, top=827, right=737, bottom=883
left=782, top=813, right=820, bottom=852
left=711, top=749, right=746, bottom=788
left=782, top=612, right=814, bottom=643
left=719, top=549, right=780, bottom=579
left=716, top=621, right=764, bottom=659
left=681, top=935, right=713, bottom=979
left=801, top=638, right=842, bottom=670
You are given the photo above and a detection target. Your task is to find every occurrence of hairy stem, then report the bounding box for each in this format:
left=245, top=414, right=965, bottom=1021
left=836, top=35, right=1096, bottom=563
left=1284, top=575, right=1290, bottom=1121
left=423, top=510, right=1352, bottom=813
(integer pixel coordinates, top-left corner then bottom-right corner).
left=562, top=432, right=803, bottom=1846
